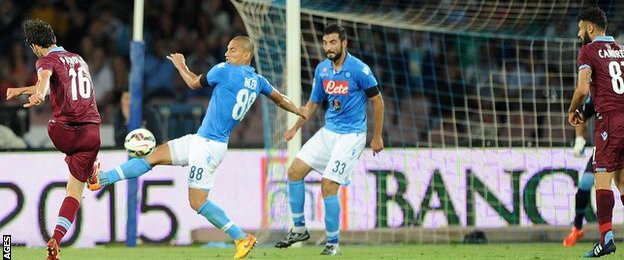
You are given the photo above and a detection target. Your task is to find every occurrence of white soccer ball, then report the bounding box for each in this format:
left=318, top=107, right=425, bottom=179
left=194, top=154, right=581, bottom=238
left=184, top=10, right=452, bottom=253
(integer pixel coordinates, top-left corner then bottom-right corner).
left=124, top=128, right=156, bottom=158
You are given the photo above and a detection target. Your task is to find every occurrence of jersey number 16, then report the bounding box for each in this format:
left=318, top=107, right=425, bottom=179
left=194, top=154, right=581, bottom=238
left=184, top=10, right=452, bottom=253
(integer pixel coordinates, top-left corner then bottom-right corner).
left=69, top=66, right=92, bottom=100
left=608, top=61, right=624, bottom=94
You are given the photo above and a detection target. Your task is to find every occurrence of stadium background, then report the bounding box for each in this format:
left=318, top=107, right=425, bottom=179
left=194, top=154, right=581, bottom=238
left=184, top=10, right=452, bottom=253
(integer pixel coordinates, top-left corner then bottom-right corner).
left=2, top=0, right=624, bottom=259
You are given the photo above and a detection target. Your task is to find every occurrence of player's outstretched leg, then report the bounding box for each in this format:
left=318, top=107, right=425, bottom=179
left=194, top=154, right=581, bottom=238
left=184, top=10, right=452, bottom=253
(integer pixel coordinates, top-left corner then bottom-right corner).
left=564, top=172, right=593, bottom=246
left=94, top=158, right=152, bottom=188
left=275, top=180, right=310, bottom=248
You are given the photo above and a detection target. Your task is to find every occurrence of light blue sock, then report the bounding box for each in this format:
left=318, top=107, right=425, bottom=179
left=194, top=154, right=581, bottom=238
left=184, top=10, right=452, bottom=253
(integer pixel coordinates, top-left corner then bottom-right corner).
left=324, top=195, right=340, bottom=244
left=98, top=158, right=152, bottom=186
left=579, top=172, right=595, bottom=191
left=605, top=230, right=614, bottom=244
left=288, top=180, right=306, bottom=227
left=198, top=200, right=246, bottom=240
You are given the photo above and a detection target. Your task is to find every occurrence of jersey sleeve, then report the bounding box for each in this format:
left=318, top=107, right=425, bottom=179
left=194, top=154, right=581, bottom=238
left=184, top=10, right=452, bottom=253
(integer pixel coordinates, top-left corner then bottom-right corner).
left=577, top=46, right=591, bottom=71
left=206, top=62, right=228, bottom=88
left=35, top=57, right=54, bottom=72
left=257, top=75, right=275, bottom=96
left=354, top=63, right=378, bottom=90
left=310, top=65, right=325, bottom=103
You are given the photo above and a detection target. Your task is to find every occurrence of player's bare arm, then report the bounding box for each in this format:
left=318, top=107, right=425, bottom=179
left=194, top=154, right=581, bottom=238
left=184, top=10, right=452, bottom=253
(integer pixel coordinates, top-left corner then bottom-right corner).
left=268, top=90, right=308, bottom=120
left=6, top=85, right=36, bottom=100
left=23, top=68, right=52, bottom=108
left=167, top=53, right=202, bottom=89
left=284, top=100, right=320, bottom=141
left=369, top=93, right=384, bottom=155
left=568, top=68, right=591, bottom=126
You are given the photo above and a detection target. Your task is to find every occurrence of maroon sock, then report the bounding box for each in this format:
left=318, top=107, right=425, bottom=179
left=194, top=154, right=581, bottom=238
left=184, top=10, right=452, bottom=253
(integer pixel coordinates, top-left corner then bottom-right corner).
left=51, top=196, right=80, bottom=243
left=596, top=189, right=614, bottom=243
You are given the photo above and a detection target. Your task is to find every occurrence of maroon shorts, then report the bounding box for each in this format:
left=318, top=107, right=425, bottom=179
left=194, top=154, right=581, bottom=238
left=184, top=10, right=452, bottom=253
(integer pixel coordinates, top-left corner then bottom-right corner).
left=48, top=120, right=101, bottom=182
left=593, top=112, right=624, bottom=172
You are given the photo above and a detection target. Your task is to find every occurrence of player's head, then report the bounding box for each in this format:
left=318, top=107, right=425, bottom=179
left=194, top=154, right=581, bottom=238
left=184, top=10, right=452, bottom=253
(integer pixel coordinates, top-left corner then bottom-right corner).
left=23, top=19, right=57, bottom=57
left=225, top=36, right=254, bottom=66
left=577, top=7, right=607, bottom=45
left=322, top=24, right=347, bottom=62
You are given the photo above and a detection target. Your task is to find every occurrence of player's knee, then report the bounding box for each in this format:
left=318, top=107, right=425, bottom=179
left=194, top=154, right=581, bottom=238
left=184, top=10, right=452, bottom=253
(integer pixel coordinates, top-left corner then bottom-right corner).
left=287, top=166, right=305, bottom=181
left=188, top=189, right=209, bottom=211
left=321, top=178, right=339, bottom=197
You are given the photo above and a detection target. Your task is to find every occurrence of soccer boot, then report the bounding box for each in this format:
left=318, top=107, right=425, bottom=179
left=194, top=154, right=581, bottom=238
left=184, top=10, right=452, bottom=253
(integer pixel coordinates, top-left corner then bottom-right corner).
left=46, top=238, right=60, bottom=260
left=563, top=227, right=584, bottom=247
left=583, top=240, right=616, bottom=258
left=320, top=244, right=341, bottom=256
left=275, top=228, right=310, bottom=248
left=87, top=159, right=101, bottom=191
left=234, top=234, right=257, bottom=259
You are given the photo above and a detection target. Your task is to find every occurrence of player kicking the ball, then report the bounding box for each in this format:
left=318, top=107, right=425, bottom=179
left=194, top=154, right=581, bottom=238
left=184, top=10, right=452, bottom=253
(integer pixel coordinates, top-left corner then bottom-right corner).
left=6, top=19, right=102, bottom=260
left=90, top=36, right=306, bottom=259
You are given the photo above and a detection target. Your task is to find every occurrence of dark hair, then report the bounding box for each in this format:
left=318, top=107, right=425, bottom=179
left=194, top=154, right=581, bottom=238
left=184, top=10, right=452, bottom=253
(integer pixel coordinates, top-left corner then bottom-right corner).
left=23, top=19, right=56, bottom=48
left=323, top=24, right=347, bottom=41
left=577, top=7, right=607, bottom=31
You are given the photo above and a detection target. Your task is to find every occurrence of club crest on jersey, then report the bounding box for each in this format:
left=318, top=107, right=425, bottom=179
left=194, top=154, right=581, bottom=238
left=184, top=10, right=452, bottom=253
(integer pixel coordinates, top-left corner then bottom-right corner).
left=601, top=131, right=608, bottom=140
left=332, top=99, right=341, bottom=111
left=323, top=80, right=349, bottom=95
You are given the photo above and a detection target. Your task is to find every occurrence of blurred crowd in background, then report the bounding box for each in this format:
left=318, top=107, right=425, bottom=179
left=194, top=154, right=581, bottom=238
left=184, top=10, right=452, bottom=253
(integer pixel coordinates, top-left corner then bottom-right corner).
left=2, top=0, right=624, bottom=149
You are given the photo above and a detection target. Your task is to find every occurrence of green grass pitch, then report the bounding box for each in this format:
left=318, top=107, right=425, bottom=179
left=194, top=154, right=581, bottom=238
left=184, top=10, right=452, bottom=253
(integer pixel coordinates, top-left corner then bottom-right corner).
left=10, top=243, right=608, bottom=259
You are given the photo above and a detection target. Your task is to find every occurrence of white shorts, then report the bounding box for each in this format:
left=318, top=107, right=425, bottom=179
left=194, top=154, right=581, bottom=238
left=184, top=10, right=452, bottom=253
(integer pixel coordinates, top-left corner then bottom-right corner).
left=297, top=127, right=366, bottom=185
left=168, top=134, right=227, bottom=191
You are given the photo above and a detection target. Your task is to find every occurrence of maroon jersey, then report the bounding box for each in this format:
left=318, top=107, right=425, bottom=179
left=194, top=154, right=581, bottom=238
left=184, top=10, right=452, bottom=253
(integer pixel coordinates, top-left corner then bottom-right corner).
left=35, top=47, right=101, bottom=124
left=577, top=36, right=624, bottom=114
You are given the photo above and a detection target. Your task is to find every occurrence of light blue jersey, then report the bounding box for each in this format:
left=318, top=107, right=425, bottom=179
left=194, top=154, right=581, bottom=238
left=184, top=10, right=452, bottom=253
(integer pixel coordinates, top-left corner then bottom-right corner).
left=310, top=52, right=378, bottom=134
left=197, top=62, right=274, bottom=143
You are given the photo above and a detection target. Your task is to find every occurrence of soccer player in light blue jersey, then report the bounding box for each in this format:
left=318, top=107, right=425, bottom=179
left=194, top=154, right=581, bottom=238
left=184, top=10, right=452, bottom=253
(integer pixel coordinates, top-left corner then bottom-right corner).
left=91, top=36, right=306, bottom=259
left=274, top=24, right=385, bottom=256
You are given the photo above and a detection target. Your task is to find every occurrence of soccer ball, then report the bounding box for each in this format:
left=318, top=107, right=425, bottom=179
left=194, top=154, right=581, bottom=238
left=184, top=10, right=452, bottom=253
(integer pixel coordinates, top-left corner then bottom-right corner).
left=124, top=128, right=156, bottom=158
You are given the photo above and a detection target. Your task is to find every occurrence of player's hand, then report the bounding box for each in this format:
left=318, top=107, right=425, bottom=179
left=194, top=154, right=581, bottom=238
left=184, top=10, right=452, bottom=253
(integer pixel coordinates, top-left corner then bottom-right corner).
left=6, top=88, right=23, bottom=100
left=573, top=136, right=586, bottom=157
left=297, top=106, right=308, bottom=120
left=166, top=53, right=186, bottom=68
left=283, top=128, right=297, bottom=141
left=23, top=92, right=44, bottom=108
left=371, top=136, right=384, bottom=156
left=568, top=110, right=584, bottom=127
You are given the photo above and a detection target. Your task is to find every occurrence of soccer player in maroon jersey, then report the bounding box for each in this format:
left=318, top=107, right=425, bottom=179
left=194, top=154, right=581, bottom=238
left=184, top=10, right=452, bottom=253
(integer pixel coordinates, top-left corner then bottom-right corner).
left=568, top=7, right=624, bottom=257
left=6, top=19, right=101, bottom=260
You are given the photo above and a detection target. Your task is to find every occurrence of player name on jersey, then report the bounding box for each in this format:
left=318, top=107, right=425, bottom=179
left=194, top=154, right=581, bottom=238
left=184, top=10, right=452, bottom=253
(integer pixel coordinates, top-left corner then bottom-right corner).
left=598, top=49, right=624, bottom=58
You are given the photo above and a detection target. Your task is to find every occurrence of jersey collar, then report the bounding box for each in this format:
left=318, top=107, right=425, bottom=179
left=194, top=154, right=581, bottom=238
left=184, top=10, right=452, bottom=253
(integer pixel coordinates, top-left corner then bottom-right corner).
left=594, top=36, right=615, bottom=42
left=331, top=52, right=353, bottom=74
left=46, top=46, right=65, bottom=56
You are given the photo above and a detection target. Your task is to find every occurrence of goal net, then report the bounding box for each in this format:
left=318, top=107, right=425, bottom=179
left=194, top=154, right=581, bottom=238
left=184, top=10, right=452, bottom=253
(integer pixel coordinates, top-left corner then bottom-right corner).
left=231, top=0, right=622, bottom=243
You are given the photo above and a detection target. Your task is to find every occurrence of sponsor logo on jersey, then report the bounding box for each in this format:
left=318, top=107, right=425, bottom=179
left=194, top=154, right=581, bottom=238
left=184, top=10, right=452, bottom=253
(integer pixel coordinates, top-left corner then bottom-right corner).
left=332, top=99, right=341, bottom=111
left=323, top=80, right=349, bottom=95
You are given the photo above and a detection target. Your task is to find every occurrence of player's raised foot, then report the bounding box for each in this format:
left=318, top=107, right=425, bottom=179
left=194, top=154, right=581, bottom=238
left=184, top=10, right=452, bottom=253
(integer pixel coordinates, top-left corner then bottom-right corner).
left=563, top=227, right=584, bottom=247
left=583, top=240, right=616, bottom=258
left=46, top=238, right=60, bottom=260
left=320, top=244, right=341, bottom=256
left=275, top=228, right=310, bottom=248
left=233, top=234, right=257, bottom=259
left=87, top=160, right=101, bottom=191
